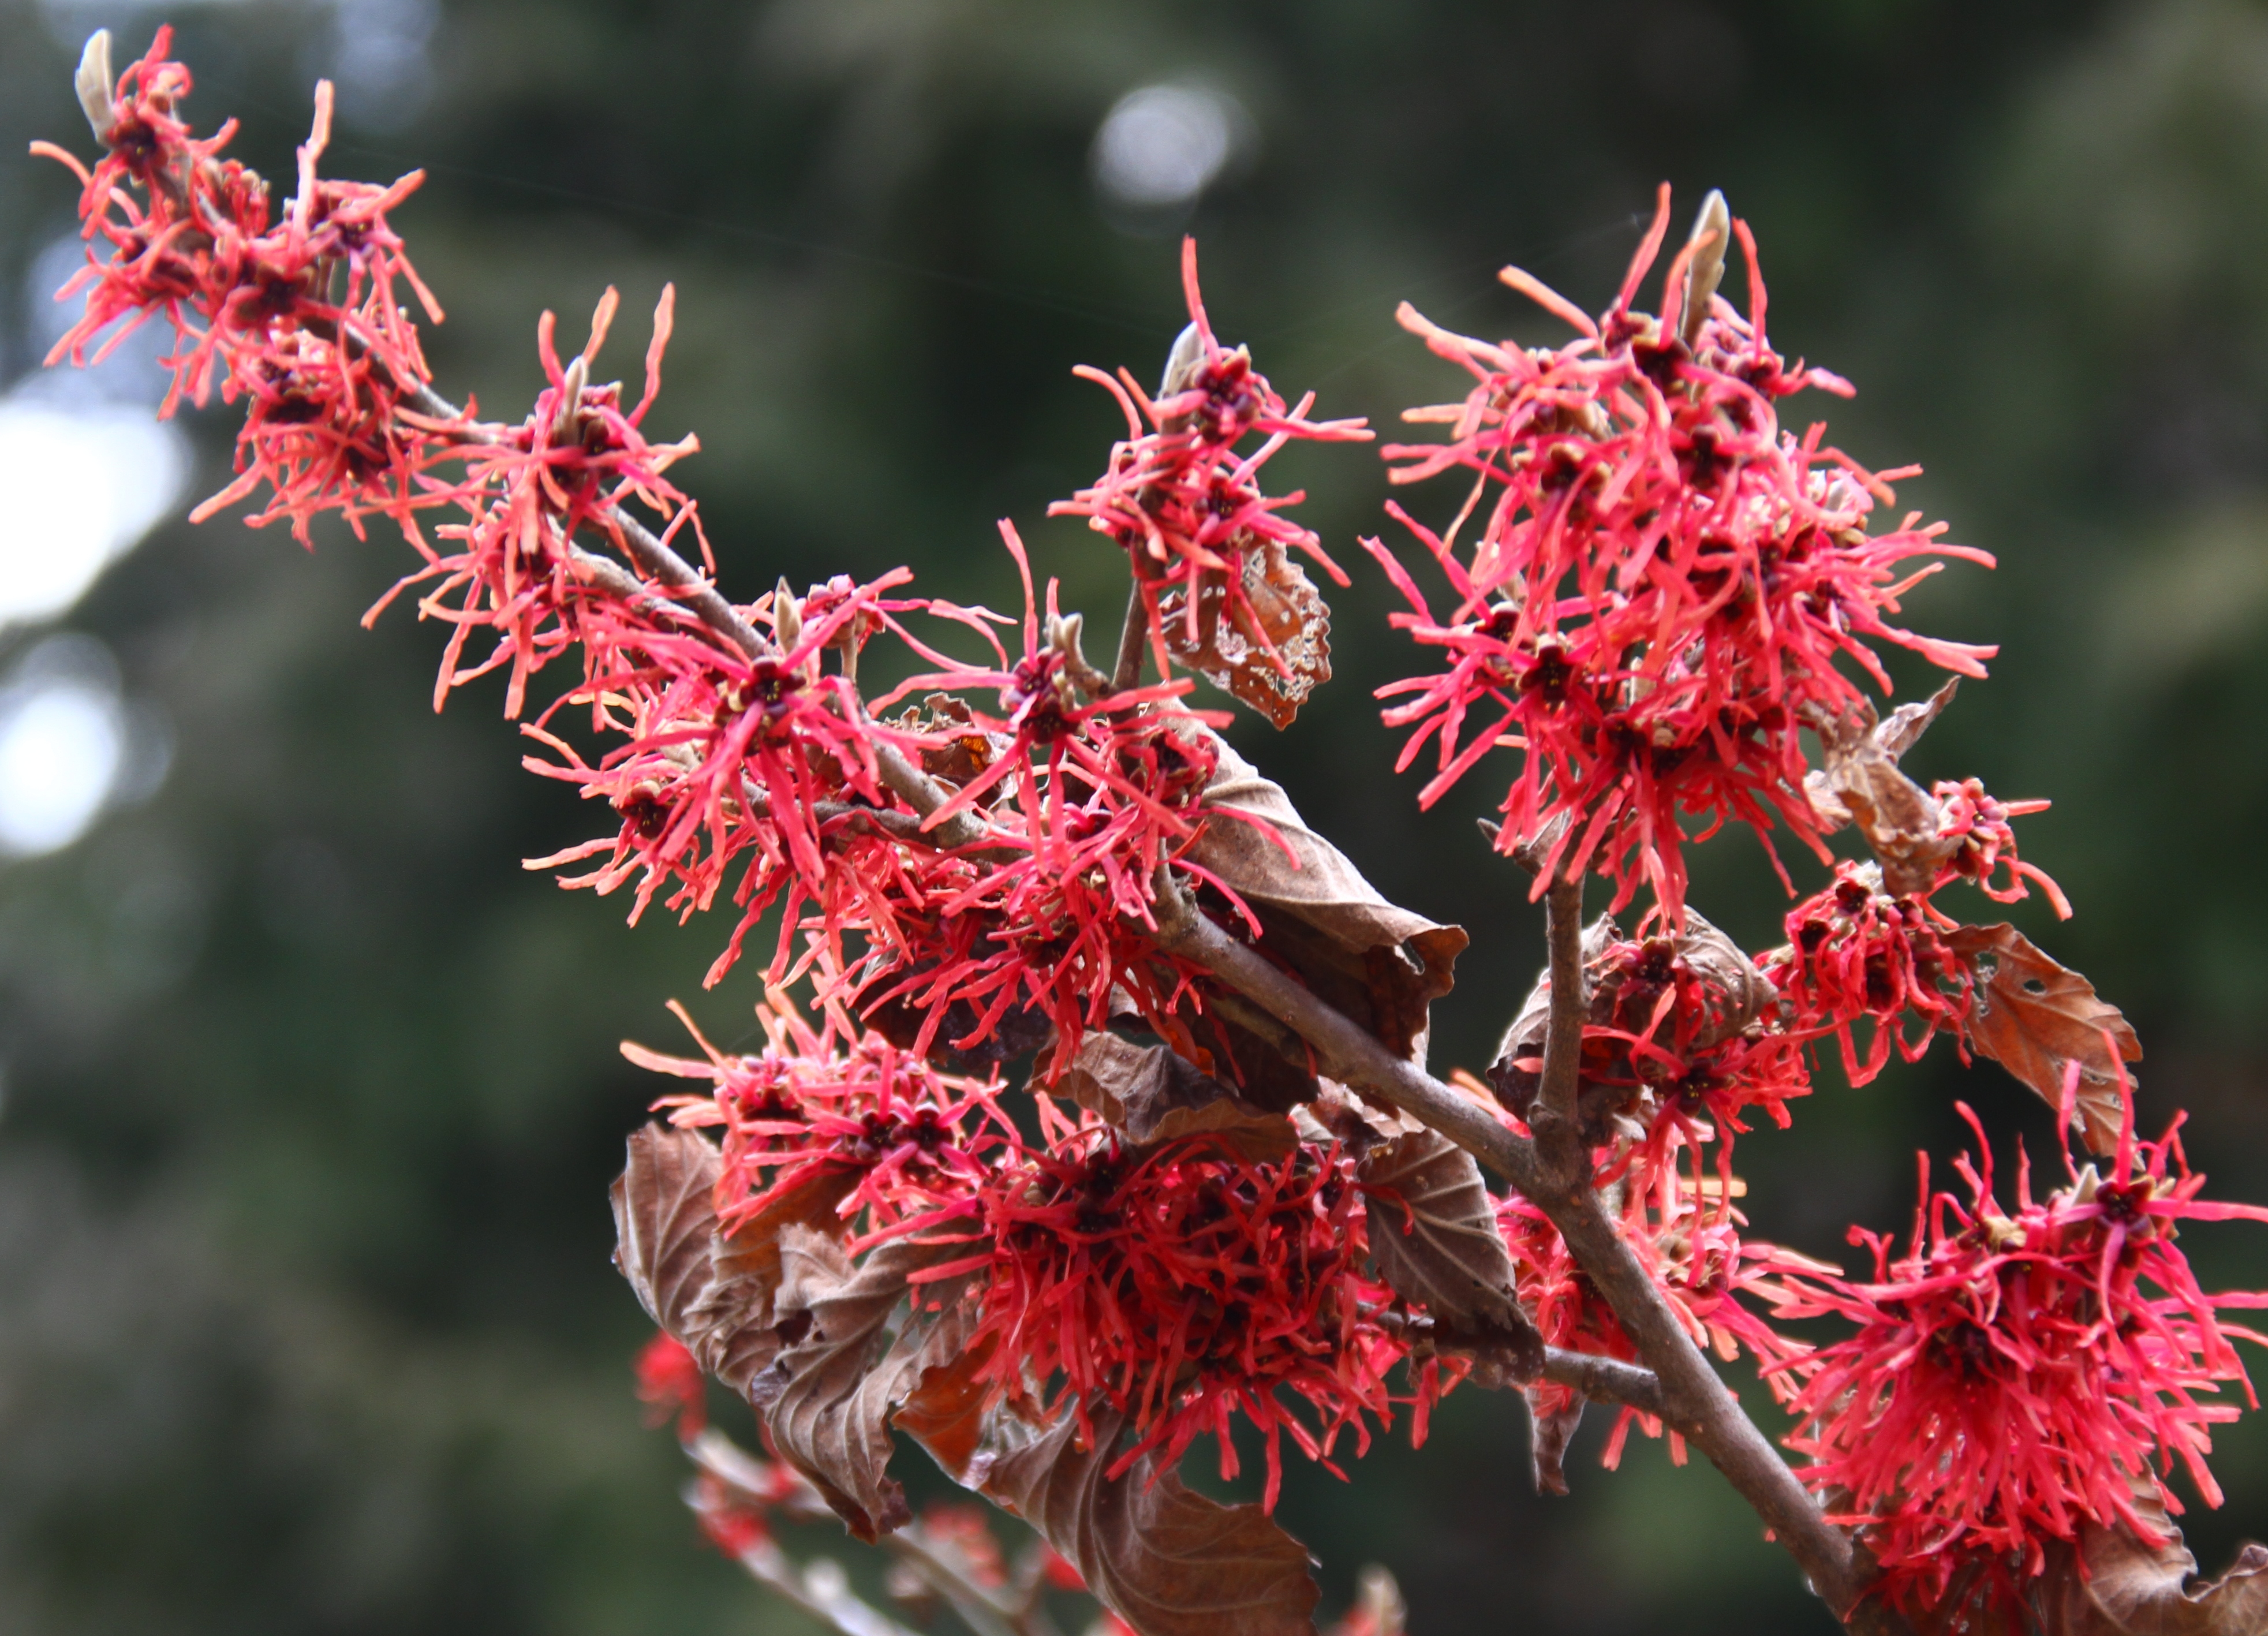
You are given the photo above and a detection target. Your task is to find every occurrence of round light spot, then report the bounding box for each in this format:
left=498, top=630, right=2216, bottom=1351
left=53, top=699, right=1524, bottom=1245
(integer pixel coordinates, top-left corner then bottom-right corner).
left=1092, top=84, right=1249, bottom=211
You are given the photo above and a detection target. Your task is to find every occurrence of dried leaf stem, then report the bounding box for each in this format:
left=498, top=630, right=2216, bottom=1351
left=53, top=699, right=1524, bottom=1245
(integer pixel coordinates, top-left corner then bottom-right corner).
left=1146, top=876, right=1907, bottom=1634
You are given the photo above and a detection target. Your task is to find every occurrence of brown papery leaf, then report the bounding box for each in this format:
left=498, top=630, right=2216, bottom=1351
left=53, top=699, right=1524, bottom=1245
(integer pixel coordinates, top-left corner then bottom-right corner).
left=1523, top=1391, right=1585, bottom=1497
left=1156, top=539, right=1332, bottom=729
left=1055, top=1033, right=1298, bottom=1161
left=1946, top=924, right=2143, bottom=1156
left=981, top=1406, right=1321, bottom=1636
left=2040, top=1482, right=2268, bottom=1634
left=746, top=1228, right=961, bottom=1541
left=1192, top=733, right=1467, bottom=1069
left=1804, top=690, right=1963, bottom=898
left=686, top=1168, right=861, bottom=1393
left=1358, top=1131, right=1542, bottom=1380
left=611, top=1123, right=721, bottom=1334
left=892, top=1331, right=1002, bottom=1487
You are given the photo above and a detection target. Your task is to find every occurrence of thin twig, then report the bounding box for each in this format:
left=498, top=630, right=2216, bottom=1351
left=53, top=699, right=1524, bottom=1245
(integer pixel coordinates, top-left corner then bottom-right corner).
left=1542, top=1344, right=1664, bottom=1418
left=686, top=1430, right=1060, bottom=1636
left=1110, top=578, right=1149, bottom=693
left=1531, top=868, right=1589, bottom=1187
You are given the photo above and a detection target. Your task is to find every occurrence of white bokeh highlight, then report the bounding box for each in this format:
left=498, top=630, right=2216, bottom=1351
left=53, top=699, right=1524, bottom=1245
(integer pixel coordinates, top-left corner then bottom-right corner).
left=0, top=399, right=188, bottom=630
left=1092, top=84, right=1251, bottom=211
left=0, top=635, right=130, bottom=857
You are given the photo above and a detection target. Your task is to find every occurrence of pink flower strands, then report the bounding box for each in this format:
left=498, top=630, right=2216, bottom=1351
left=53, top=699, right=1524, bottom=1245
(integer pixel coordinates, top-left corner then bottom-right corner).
left=633, top=995, right=1018, bottom=1246
left=1052, top=239, right=1372, bottom=694
left=842, top=526, right=1261, bottom=1071
left=1367, top=186, right=1996, bottom=921
left=936, top=1126, right=1427, bottom=1512
left=1769, top=1090, right=2268, bottom=1623
left=36, top=29, right=453, bottom=541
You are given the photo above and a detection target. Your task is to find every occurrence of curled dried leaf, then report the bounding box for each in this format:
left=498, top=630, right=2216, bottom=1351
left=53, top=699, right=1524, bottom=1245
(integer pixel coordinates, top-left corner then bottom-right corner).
left=1193, top=733, right=1466, bottom=1070
left=1523, top=1391, right=1585, bottom=1498
left=2045, top=1482, right=2268, bottom=1635
left=1358, top=1131, right=1542, bottom=1381
left=1053, top=1032, right=1298, bottom=1161
left=747, top=1229, right=962, bottom=1541
left=612, top=1123, right=722, bottom=1334
left=981, top=1406, right=1321, bottom=1636
left=689, top=1168, right=862, bottom=1392
left=1806, top=690, right=1963, bottom=898
left=1945, top=923, right=2142, bottom=1155
left=1156, top=539, right=1332, bottom=729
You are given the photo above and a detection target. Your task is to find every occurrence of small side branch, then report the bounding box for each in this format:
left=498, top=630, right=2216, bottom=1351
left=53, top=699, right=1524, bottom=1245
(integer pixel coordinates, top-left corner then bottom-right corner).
left=1110, top=579, right=1149, bottom=693
left=1531, top=868, right=1589, bottom=1186
left=686, top=1429, right=1061, bottom=1636
left=1541, top=1345, right=1663, bottom=1419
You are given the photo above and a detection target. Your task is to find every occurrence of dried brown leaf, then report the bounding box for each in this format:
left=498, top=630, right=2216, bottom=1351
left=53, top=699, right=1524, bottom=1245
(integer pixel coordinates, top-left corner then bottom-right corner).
left=1358, top=1131, right=1542, bottom=1380
left=1805, top=694, right=1963, bottom=898
left=981, top=1406, right=1321, bottom=1636
left=1523, top=1391, right=1585, bottom=1497
left=1156, top=539, right=1333, bottom=729
left=2042, top=1484, right=2268, bottom=1635
left=688, top=1168, right=862, bottom=1393
left=1193, top=733, right=1466, bottom=1067
left=747, top=1228, right=962, bottom=1541
left=1946, top=924, right=2143, bottom=1155
left=611, top=1124, right=722, bottom=1334
left=892, top=1331, right=1002, bottom=1487
left=1055, top=1033, right=1297, bottom=1161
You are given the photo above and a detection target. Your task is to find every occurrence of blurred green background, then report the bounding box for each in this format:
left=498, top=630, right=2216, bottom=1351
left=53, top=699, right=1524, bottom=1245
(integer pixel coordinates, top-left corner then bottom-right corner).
left=3, top=0, right=2267, bottom=1631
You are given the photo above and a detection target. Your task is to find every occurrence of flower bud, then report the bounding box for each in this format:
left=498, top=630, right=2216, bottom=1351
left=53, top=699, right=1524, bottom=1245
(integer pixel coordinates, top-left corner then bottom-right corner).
left=74, top=31, right=116, bottom=142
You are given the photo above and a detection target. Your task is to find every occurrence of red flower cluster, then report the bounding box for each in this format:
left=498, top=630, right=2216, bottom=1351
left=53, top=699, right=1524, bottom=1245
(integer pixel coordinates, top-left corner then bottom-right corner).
left=1493, top=924, right=1812, bottom=1171
left=1052, top=240, right=1371, bottom=685
left=1769, top=1100, right=2268, bottom=1622
left=930, top=1129, right=1429, bottom=1512
left=835, top=531, right=1258, bottom=1069
left=1762, top=862, right=1976, bottom=1086
left=1367, top=186, right=1994, bottom=920
left=39, top=39, right=1296, bottom=1063
left=633, top=1000, right=1018, bottom=1242
left=38, top=29, right=447, bottom=530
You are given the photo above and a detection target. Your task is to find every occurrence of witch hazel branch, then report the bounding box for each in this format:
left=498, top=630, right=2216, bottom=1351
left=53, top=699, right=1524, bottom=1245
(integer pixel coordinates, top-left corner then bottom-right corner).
left=35, top=28, right=2268, bottom=1636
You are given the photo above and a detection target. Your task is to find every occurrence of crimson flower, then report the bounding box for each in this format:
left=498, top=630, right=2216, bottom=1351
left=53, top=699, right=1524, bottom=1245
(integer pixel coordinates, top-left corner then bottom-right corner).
left=38, top=33, right=451, bottom=532
left=1368, top=185, right=1993, bottom=921
left=1762, top=861, right=1977, bottom=1086
left=632, top=999, right=1018, bottom=1242
left=840, top=526, right=1264, bottom=1069
left=922, top=1129, right=1431, bottom=1512
left=1769, top=1099, right=2268, bottom=1623
left=1051, top=238, right=1370, bottom=685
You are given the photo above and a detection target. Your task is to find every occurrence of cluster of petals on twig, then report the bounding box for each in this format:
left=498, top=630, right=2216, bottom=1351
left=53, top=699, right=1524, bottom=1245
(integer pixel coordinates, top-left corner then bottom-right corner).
left=1763, top=1090, right=2268, bottom=1620
left=40, top=33, right=1312, bottom=1072
left=1367, top=184, right=1996, bottom=922
left=1051, top=238, right=1371, bottom=680
left=1762, top=861, right=1978, bottom=1086
left=916, top=1123, right=1432, bottom=1513
left=834, top=526, right=1262, bottom=1069
left=636, top=998, right=1019, bottom=1242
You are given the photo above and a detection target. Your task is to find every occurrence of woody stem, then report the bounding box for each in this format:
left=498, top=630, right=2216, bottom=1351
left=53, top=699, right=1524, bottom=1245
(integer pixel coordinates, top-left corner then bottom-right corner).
left=1145, top=882, right=1908, bottom=1635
